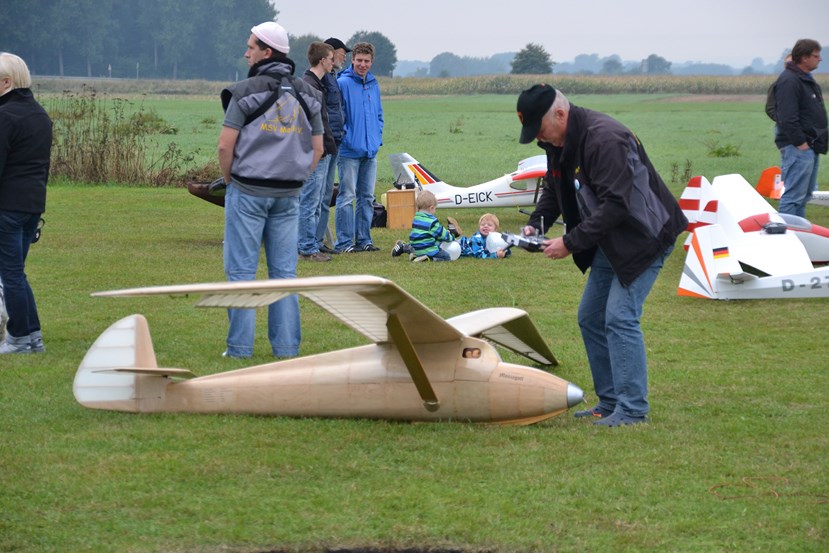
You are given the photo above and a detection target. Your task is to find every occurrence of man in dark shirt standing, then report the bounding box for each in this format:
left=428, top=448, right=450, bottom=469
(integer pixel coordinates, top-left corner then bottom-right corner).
left=517, top=84, right=687, bottom=427
left=774, top=39, right=827, bottom=217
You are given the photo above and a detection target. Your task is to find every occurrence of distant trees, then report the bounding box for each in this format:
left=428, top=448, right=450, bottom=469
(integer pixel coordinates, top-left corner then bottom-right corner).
left=511, top=43, right=554, bottom=74
left=600, top=57, right=625, bottom=75
left=0, top=0, right=276, bottom=80
left=641, top=54, right=672, bottom=75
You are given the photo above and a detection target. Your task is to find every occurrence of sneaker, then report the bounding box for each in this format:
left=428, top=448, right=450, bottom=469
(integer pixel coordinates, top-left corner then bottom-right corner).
left=0, top=335, right=32, bottom=354
left=299, top=251, right=332, bottom=262
left=391, top=240, right=411, bottom=257
left=337, top=245, right=356, bottom=254
left=411, top=254, right=431, bottom=263
left=360, top=243, right=381, bottom=252
left=222, top=350, right=251, bottom=359
left=29, top=331, right=45, bottom=353
left=446, top=217, right=463, bottom=238
left=574, top=405, right=614, bottom=418
left=593, top=411, right=647, bottom=427
left=319, top=244, right=338, bottom=255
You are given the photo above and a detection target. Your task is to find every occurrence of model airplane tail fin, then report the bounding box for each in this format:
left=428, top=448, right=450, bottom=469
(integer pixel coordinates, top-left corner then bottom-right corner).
left=756, top=166, right=783, bottom=199
left=73, top=315, right=194, bottom=412
left=678, top=224, right=750, bottom=299
left=679, top=176, right=720, bottom=250
left=388, top=152, right=448, bottom=191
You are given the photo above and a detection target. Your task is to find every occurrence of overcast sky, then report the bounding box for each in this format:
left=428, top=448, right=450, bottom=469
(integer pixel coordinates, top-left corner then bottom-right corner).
left=274, top=0, right=828, bottom=67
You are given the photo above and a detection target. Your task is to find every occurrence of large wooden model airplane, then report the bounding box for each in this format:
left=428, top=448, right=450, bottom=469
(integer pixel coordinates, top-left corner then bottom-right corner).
left=74, top=275, right=584, bottom=425
left=678, top=174, right=829, bottom=300
left=388, top=152, right=548, bottom=208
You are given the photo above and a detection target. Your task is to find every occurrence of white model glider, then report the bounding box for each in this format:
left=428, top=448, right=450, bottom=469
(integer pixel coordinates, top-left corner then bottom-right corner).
left=388, top=152, right=547, bottom=208
left=74, top=275, right=584, bottom=425
left=678, top=174, right=829, bottom=300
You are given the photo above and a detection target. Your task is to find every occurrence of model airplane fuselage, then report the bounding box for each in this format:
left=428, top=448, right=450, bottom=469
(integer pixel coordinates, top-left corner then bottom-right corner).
left=678, top=174, right=829, bottom=300
left=74, top=276, right=583, bottom=425
left=388, top=153, right=547, bottom=209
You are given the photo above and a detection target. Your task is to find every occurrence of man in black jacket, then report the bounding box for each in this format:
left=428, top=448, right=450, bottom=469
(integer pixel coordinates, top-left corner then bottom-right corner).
left=0, top=53, right=52, bottom=354
left=773, top=39, right=827, bottom=217
left=517, top=84, right=687, bottom=427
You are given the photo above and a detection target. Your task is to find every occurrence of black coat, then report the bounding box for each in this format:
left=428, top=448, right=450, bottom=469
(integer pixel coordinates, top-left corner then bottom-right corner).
left=0, top=88, right=52, bottom=214
left=774, top=62, right=828, bottom=154
left=535, top=106, right=687, bottom=286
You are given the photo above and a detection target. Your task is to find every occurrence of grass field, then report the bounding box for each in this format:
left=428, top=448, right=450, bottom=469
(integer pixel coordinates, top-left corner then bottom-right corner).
left=1, top=94, right=828, bottom=553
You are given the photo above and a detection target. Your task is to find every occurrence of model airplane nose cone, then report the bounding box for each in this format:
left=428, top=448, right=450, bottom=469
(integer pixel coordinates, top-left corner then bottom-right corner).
left=566, top=383, right=584, bottom=408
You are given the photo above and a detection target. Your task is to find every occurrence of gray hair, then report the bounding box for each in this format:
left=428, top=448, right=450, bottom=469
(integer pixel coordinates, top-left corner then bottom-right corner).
left=0, top=53, right=32, bottom=89
left=552, top=89, right=570, bottom=111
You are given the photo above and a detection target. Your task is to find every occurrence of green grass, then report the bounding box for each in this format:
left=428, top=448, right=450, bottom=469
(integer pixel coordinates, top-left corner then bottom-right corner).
left=2, top=95, right=828, bottom=553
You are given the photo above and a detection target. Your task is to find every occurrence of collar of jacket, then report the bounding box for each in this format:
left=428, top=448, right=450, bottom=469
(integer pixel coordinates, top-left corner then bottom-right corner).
left=248, top=57, right=295, bottom=79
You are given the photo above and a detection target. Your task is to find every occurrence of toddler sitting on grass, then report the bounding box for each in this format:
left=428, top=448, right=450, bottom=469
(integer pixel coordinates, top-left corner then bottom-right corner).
left=458, top=213, right=511, bottom=259
left=391, top=191, right=455, bottom=262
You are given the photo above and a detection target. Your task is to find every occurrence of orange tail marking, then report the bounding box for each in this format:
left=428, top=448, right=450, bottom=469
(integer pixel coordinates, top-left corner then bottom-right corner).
left=756, top=166, right=782, bottom=199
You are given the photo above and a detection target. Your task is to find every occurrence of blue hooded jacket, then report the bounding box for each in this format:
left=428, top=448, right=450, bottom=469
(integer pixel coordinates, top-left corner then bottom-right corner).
left=337, top=66, right=383, bottom=158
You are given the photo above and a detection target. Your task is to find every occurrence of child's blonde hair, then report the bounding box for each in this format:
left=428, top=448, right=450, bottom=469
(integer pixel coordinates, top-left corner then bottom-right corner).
left=416, top=190, right=437, bottom=211
left=479, top=213, right=500, bottom=230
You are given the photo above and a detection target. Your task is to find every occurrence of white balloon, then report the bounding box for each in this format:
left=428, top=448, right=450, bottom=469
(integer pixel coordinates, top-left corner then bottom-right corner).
left=440, top=240, right=462, bottom=261
left=486, top=233, right=508, bottom=253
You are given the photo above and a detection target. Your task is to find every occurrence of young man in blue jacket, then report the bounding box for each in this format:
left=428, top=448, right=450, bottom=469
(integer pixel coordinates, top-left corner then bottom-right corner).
left=334, top=42, right=384, bottom=253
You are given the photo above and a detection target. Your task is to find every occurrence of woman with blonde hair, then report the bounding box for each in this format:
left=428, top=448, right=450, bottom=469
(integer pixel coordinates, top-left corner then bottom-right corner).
left=0, top=52, right=53, bottom=354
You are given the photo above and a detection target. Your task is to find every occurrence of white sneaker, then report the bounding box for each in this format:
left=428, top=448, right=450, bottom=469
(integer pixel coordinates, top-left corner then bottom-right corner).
left=0, top=336, right=32, bottom=354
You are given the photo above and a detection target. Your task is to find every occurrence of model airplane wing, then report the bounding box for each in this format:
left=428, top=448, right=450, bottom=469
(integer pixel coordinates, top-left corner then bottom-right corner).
left=447, top=308, right=557, bottom=366
left=93, top=275, right=463, bottom=345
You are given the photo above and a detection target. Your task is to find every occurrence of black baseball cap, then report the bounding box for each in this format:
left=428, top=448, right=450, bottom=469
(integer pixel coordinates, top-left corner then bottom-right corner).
left=324, top=37, right=351, bottom=53
left=517, top=84, right=556, bottom=144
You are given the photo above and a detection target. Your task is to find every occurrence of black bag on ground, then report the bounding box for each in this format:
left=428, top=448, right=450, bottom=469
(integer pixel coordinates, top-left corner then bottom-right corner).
left=371, top=200, right=387, bottom=228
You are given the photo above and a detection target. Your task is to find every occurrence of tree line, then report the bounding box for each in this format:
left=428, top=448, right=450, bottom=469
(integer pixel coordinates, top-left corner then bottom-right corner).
left=0, top=0, right=277, bottom=81
left=0, top=1, right=789, bottom=82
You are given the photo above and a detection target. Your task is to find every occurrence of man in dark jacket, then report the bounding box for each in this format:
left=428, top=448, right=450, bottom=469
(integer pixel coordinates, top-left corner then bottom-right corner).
left=773, top=39, right=827, bottom=217
left=0, top=53, right=52, bottom=354
left=298, top=41, right=337, bottom=262
left=316, top=37, right=350, bottom=255
left=517, top=84, right=687, bottom=427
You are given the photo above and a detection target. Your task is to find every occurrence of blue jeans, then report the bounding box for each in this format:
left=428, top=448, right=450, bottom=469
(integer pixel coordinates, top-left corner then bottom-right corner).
left=779, top=145, right=820, bottom=218
left=315, top=150, right=338, bottom=250
left=431, top=249, right=451, bottom=261
left=335, top=156, right=377, bottom=251
left=577, top=246, right=672, bottom=417
left=223, top=185, right=300, bottom=358
left=0, top=210, right=41, bottom=340
left=297, top=155, right=330, bottom=255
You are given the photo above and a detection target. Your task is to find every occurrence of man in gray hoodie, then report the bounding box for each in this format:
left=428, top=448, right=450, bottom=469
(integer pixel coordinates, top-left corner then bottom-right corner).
left=217, top=21, right=323, bottom=358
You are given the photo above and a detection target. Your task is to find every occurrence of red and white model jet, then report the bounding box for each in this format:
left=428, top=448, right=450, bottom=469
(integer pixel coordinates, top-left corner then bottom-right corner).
left=678, top=174, right=829, bottom=300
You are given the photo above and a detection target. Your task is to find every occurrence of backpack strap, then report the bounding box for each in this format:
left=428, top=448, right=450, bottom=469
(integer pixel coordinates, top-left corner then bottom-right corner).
left=243, top=76, right=313, bottom=127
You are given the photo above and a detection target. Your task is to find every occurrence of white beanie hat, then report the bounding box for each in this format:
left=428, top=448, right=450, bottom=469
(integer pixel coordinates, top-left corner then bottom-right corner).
left=251, top=22, right=289, bottom=54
